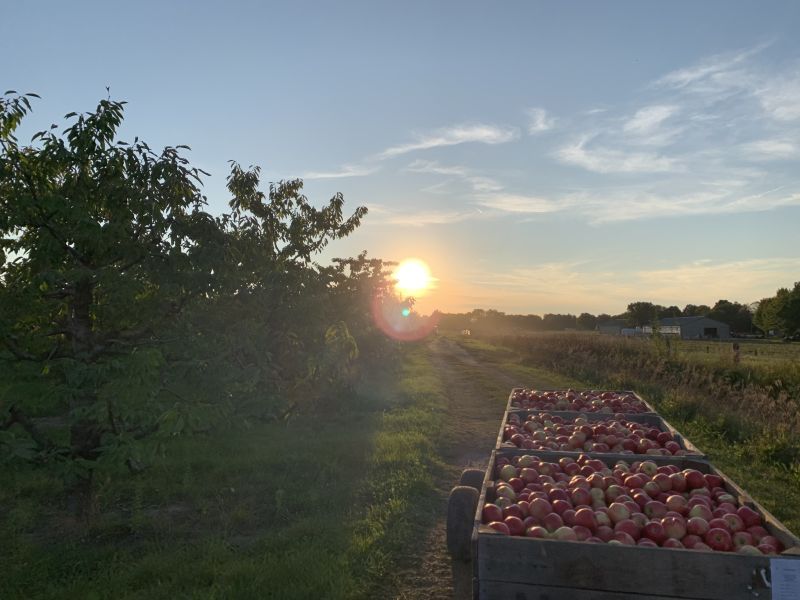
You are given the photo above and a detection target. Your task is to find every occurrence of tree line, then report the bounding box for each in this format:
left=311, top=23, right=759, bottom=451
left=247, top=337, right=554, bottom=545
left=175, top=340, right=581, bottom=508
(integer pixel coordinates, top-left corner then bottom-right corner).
left=437, top=294, right=800, bottom=337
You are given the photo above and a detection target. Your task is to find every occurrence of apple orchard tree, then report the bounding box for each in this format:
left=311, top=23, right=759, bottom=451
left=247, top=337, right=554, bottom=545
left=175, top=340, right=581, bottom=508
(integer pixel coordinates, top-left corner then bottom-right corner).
left=0, top=92, right=370, bottom=509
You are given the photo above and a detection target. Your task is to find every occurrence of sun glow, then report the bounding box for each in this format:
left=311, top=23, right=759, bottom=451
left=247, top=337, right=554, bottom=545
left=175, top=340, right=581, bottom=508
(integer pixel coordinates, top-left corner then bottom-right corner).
left=394, top=259, right=433, bottom=298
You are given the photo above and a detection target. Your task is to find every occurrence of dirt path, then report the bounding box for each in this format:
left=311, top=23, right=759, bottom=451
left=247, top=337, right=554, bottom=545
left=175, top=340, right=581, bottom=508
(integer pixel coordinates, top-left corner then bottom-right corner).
left=390, top=336, right=528, bottom=600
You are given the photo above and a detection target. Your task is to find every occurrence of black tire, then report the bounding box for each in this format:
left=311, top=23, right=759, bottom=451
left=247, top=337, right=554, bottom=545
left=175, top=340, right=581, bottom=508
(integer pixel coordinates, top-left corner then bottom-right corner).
left=459, top=468, right=485, bottom=491
left=446, top=485, right=479, bottom=562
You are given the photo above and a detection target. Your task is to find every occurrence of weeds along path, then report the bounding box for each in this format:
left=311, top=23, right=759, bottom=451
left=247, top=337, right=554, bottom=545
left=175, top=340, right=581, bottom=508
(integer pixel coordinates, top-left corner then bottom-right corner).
left=390, top=335, right=575, bottom=600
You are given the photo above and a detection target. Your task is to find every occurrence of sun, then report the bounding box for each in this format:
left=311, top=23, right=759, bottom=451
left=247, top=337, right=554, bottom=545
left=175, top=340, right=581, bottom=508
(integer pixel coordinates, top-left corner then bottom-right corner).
left=394, top=259, right=432, bottom=298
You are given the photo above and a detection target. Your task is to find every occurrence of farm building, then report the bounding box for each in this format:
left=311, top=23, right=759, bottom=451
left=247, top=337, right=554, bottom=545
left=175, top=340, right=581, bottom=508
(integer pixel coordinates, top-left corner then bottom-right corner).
left=596, top=319, right=628, bottom=335
left=655, top=316, right=730, bottom=339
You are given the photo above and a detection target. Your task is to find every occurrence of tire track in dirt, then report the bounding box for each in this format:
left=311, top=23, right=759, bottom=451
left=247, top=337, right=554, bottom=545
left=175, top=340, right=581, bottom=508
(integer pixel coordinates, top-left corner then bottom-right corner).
left=389, top=336, right=528, bottom=600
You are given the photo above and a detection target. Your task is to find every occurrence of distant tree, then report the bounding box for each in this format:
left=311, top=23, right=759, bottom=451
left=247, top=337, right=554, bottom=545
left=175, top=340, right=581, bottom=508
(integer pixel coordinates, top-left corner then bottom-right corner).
left=627, top=302, right=658, bottom=326
left=658, top=305, right=682, bottom=319
left=682, top=304, right=711, bottom=317
left=597, top=313, right=612, bottom=323
left=777, top=282, right=800, bottom=335
left=577, top=312, right=598, bottom=330
left=708, top=300, right=753, bottom=333
left=542, top=313, right=577, bottom=330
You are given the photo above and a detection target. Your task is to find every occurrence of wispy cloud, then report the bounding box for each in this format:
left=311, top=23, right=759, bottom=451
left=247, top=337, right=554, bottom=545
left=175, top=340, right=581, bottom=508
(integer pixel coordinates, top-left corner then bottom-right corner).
left=377, top=123, right=518, bottom=159
left=407, top=159, right=504, bottom=193
left=623, top=105, right=679, bottom=135
left=475, top=193, right=566, bottom=215
left=366, top=203, right=485, bottom=227
left=526, top=107, right=556, bottom=134
left=556, top=137, right=681, bottom=173
left=741, top=138, right=798, bottom=160
left=302, top=164, right=379, bottom=179
left=654, top=43, right=770, bottom=90
left=756, top=73, right=800, bottom=121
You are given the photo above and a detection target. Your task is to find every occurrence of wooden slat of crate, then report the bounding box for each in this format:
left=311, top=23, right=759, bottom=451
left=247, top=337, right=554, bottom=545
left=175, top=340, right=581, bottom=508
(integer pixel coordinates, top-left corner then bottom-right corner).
left=479, top=580, right=697, bottom=600
left=478, top=533, right=779, bottom=599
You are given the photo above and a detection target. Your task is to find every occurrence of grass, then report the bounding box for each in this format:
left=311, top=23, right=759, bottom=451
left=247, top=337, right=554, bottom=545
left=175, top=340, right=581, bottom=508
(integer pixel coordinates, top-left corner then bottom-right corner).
left=0, top=343, right=450, bottom=599
left=451, top=333, right=800, bottom=536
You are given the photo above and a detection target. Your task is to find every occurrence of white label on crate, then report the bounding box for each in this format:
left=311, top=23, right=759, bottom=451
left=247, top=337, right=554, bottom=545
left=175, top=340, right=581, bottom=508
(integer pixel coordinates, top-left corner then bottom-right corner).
left=771, top=558, right=800, bottom=599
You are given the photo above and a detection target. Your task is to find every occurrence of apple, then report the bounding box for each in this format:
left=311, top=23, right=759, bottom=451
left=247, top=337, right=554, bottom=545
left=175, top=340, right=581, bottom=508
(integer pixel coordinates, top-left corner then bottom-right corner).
left=662, top=516, right=687, bottom=539
left=642, top=521, right=667, bottom=545
left=705, top=528, right=732, bottom=551
left=614, top=519, right=641, bottom=541
left=543, top=512, right=564, bottom=533
left=737, top=545, right=762, bottom=555
left=682, top=534, right=702, bottom=549
left=503, top=504, right=523, bottom=520
left=608, top=502, right=631, bottom=523
left=708, top=518, right=730, bottom=533
left=573, top=525, right=593, bottom=541
left=525, top=525, right=550, bottom=538
left=662, top=538, right=684, bottom=549
left=758, top=543, right=777, bottom=555
left=760, top=536, right=783, bottom=552
left=504, top=515, right=525, bottom=536
left=683, top=469, right=705, bottom=490
left=653, top=473, right=672, bottom=492
left=499, top=464, right=517, bottom=481
left=692, top=542, right=712, bottom=551
left=482, top=503, right=503, bottom=523
left=747, top=526, right=769, bottom=543
left=613, top=531, right=636, bottom=546
left=737, top=506, right=762, bottom=528
left=488, top=521, right=510, bottom=535
left=668, top=473, right=687, bottom=493
left=553, top=526, right=578, bottom=541
left=686, top=517, right=710, bottom=536
left=704, top=474, right=723, bottom=489
left=519, top=468, right=540, bottom=484
left=733, top=531, right=755, bottom=550
left=573, top=507, right=597, bottom=530
left=665, top=494, right=688, bottom=512
left=596, top=525, right=615, bottom=542
left=644, top=501, right=668, bottom=520
left=688, top=504, right=713, bottom=521
left=552, top=499, right=572, bottom=516
left=529, top=498, right=552, bottom=520
left=722, top=513, right=745, bottom=533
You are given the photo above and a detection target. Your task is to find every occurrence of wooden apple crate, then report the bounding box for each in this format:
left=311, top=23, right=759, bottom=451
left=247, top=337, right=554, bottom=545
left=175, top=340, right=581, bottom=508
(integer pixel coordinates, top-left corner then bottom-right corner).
left=507, top=388, right=659, bottom=414
left=470, top=449, right=800, bottom=600
left=496, top=409, right=707, bottom=459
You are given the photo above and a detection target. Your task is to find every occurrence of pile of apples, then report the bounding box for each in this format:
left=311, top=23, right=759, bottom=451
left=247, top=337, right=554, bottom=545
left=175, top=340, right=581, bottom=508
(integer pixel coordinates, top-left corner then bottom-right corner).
left=509, top=389, right=651, bottom=414
left=502, top=412, right=697, bottom=456
left=481, top=453, right=784, bottom=555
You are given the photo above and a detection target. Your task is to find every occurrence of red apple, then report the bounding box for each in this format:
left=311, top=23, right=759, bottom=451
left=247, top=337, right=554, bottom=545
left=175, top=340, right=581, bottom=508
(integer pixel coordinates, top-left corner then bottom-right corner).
left=553, top=526, right=578, bottom=541
left=543, top=512, right=564, bottom=533
left=682, top=534, right=702, bottom=549
left=608, top=502, right=631, bottom=523
left=688, top=504, right=713, bottom=521
left=529, top=498, right=552, bottom=520
left=488, top=521, right=510, bottom=535
left=747, top=526, right=769, bottom=543
left=525, top=525, right=549, bottom=538
left=573, top=507, right=597, bottom=530
left=662, top=516, right=687, bottom=539
left=613, top=531, right=636, bottom=545
left=482, top=503, right=503, bottom=523
left=708, top=518, right=730, bottom=533
left=662, top=538, right=684, bottom=549
left=705, top=528, right=732, bottom=551
left=573, top=525, right=592, bottom=541
left=668, top=473, right=687, bottom=493
left=504, top=515, right=525, bottom=536
left=614, top=519, right=641, bottom=541
left=722, top=513, right=745, bottom=533
left=644, top=500, right=668, bottom=520
left=665, top=494, right=688, bottom=514
left=687, top=517, right=710, bottom=536
left=737, top=506, right=762, bottom=528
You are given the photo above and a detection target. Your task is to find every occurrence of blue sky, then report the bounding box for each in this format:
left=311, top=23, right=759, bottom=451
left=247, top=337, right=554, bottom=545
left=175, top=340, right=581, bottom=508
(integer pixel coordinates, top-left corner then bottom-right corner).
left=3, top=1, right=799, bottom=314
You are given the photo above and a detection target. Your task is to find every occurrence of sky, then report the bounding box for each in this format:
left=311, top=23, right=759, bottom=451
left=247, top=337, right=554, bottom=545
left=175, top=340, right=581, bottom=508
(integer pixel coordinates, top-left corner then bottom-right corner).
left=3, top=1, right=800, bottom=315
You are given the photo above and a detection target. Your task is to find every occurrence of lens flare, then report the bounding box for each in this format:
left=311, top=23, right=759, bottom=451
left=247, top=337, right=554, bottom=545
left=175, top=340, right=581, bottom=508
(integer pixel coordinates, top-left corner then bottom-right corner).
left=371, top=296, right=439, bottom=341
left=394, top=259, right=432, bottom=298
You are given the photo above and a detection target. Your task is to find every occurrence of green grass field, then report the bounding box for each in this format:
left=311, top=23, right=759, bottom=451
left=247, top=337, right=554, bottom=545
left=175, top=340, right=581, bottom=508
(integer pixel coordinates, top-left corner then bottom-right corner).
left=1, top=344, right=449, bottom=600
